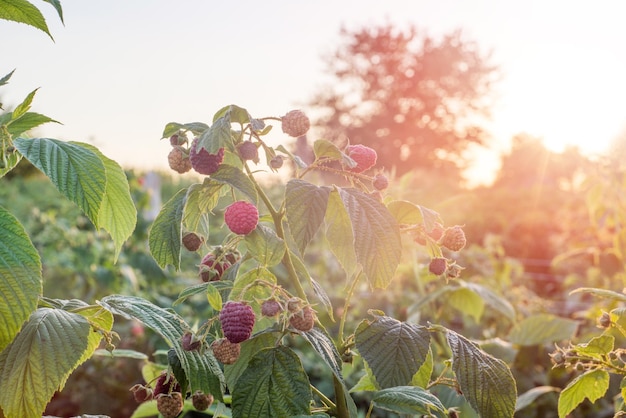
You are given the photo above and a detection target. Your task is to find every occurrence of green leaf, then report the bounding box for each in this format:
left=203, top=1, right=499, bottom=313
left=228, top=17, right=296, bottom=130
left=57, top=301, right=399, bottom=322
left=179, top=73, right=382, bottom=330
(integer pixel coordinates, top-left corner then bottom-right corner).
left=12, top=88, right=38, bottom=119
left=224, top=332, right=277, bottom=391
left=301, top=327, right=343, bottom=382
left=371, top=386, right=447, bottom=417
left=311, top=278, right=334, bottom=321
left=351, top=362, right=378, bottom=392
left=0, top=0, right=53, bottom=40
left=448, top=287, right=485, bottom=322
left=79, top=143, right=137, bottom=260
left=463, top=281, right=516, bottom=323
left=355, top=312, right=431, bottom=389
left=574, top=335, right=614, bottom=358
left=211, top=164, right=258, bottom=205
left=229, top=267, right=276, bottom=313
left=168, top=348, right=189, bottom=396
left=232, top=346, right=311, bottom=417
left=339, top=188, right=402, bottom=289
left=93, top=349, right=149, bottom=360
left=285, top=179, right=330, bottom=255
left=183, top=180, right=224, bottom=234
left=515, top=386, right=559, bottom=412
left=313, top=139, right=353, bottom=167
left=325, top=189, right=357, bottom=277
left=276, top=144, right=307, bottom=169
left=386, top=200, right=442, bottom=231
left=173, top=281, right=233, bottom=306
left=570, top=287, right=626, bottom=303
left=14, top=138, right=107, bottom=227
left=148, top=188, right=187, bottom=270
left=198, top=115, right=232, bottom=154
left=206, top=282, right=223, bottom=311
left=508, top=314, right=578, bottom=346
left=6, top=112, right=59, bottom=137
left=411, top=347, right=434, bottom=388
left=446, top=328, right=517, bottom=418
left=558, top=369, right=609, bottom=418
left=42, top=0, right=64, bottom=24
left=0, top=69, right=15, bottom=86
left=244, top=225, right=286, bottom=267
left=99, top=295, right=225, bottom=401
left=0, top=307, right=110, bottom=417
left=0, top=205, right=42, bottom=351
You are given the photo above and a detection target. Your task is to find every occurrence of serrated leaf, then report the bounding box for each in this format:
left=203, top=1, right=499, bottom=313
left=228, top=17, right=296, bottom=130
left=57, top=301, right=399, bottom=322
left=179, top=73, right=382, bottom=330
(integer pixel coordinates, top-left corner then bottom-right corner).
left=232, top=346, right=311, bottom=417
left=148, top=188, right=187, bottom=270
left=211, top=164, right=258, bottom=205
left=351, top=361, right=378, bottom=392
left=463, top=281, right=516, bottom=322
left=0, top=307, right=109, bottom=417
left=14, top=137, right=107, bottom=227
left=183, top=180, right=224, bottom=234
left=371, top=386, right=447, bottom=417
left=339, top=188, right=402, bottom=289
left=224, top=333, right=277, bottom=391
left=558, top=369, right=609, bottom=418
left=12, top=88, right=38, bottom=119
left=79, top=143, right=137, bottom=260
left=574, top=335, right=614, bottom=358
left=355, top=313, right=430, bottom=389
left=0, top=0, right=53, bottom=40
left=325, top=189, right=357, bottom=277
left=515, top=386, right=559, bottom=412
left=313, top=139, right=348, bottom=163
left=276, top=144, right=308, bottom=169
left=93, top=349, right=148, bottom=360
left=168, top=348, right=189, bottom=396
left=206, top=282, right=223, bottom=311
left=508, top=314, right=578, bottom=346
left=162, top=122, right=185, bottom=138
left=198, top=116, right=232, bottom=154
left=0, top=206, right=42, bottom=351
left=42, top=0, right=64, bottom=23
left=0, top=69, right=15, bottom=86
left=311, top=278, right=334, bottom=321
left=6, top=111, right=59, bottom=137
left=99, top=295, right=225, bottom=401
left=227, top=105, right=251, bottom=125
left=174, top=282, right=231, bottom=306
left=244, top=225, right=286, bottom=267
left=570, top=287, right=626, bottom=302
left=70, top=305, right=114, bottom=369
left=446, top=329, right=517, bottom=418
left=285, top=180, right=330, bottom=255
left=301, top=327, right=343, bottom=382
left=411, top=347, right=434, bottom=388
left=229, top=267, right=276, bottom=313
left=448, top=287, right=485, bottom=322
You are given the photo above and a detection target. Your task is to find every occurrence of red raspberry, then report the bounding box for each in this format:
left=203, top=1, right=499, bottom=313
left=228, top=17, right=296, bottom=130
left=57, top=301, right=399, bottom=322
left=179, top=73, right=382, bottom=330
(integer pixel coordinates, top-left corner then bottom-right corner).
left=345, top=144, right=377, bottom=173
left=211, top=337, right=241, bottom=364
left=237, top=140, right=259, bottom=162
left=181, top=331, right=202, bottom=352
left=441, top=226, right=466, bottom=252
left=219, top=301, right=255, bottom=343
left=199, top=253, right=231, bottom=282
left=428, top=257, right=447, bottom=276
left=169, top=133, right=186, bottom=146
left=428, top=223, right=445, bottom=241
left=190, top=137, right=224, bottom=175
left=168, top=146, right=192, bottom=174
left=224, top=201, right=259, bottom=235
left=192, top=390, right=214, bottom=411
left=289, top=306, right=316, bottom=332
left=372, top=173, right=389, bottom=190
left=269, top=155, right=284, bottom=169
left=281, top=110, right=310, bottom=137
left=182, top=232, right=204, bottom=252
left=153, top=372, right=181, bottom=397
left=129, top=384, right=153, bottom=403
left=156, top=392, right=183, bottom=418
left=261, top=299, right=283, bottom=317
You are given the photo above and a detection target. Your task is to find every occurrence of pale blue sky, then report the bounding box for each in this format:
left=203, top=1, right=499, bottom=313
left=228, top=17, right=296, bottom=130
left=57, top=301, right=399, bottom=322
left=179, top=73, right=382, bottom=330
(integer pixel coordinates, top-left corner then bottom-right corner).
left=3, top=0, right=626, bottom=184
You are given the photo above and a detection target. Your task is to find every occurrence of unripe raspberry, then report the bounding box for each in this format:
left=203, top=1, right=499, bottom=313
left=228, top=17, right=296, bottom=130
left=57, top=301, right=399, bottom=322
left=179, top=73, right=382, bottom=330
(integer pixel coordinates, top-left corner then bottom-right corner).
left=192, top=390, right=214, bottom=411
left=446, top=263, right=464, bottom=279
left=182, top=232, right=204, bottom=252
left=598, top=312, right=612, bottom=328
left=219, top=301, right=255, bottom=343
left=289, top=306, right=316, bottom=332
left=286, top=297, right=303, bottom=313
left=428, top=223, right=445, bottom=241
left=428, top=257, right=447, bottom=276
left=373, top=174, right=389, bottom=190
left=181, top=331, right=202, bottom=352
left=168, top=146, right=192, bottom=174
left=237, top=140, right=259, bottom=163
left=270, top=155, right=284, bottom=170
left=156, top=392, right=183, bottom=418
left=211, top=337, right=241, bottom=364
left=440, top=226, right=466, bottom=252
left=190, top=137, right=224, bottom=175
left=199, top=253, right=231, bottom=282
left=281, top=110, right=310, bottom=137
left=129, top=384, right=153, bottom=403
left=224, top=201, right=259, bottom=235
left=261, top=299, right=283, bottom=317
left=153, top=372, right=181, bottom=397
left=169, top=133, right=186, bottom=146
left=345, top=144, right=377, bottom=173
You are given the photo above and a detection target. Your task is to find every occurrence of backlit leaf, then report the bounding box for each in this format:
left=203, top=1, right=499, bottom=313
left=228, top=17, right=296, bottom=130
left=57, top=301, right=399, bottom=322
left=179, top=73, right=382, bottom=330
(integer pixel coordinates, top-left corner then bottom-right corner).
left=149, top=188, right=187, bottom=269
left=0, top=0, right=53, bottom=39
left=6, top=112, right=59, bottom=137
left=211, top=164, right=258, bottom=205
left=325, top=188, right=357, bottom=277
left=558, top=369, right=609, bottom=418
left=244, top=225, right=286, bottom=267
left=508, top=314, right=578, bottom=346
left=286, top=179, right=330, bottom=255
left=371, top=386, right=446, bottom=417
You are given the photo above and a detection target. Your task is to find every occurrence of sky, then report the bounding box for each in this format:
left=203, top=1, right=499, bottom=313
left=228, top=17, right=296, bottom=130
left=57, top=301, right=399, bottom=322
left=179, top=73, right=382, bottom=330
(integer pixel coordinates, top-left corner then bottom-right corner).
left=2, top=0, right=626, bottom=185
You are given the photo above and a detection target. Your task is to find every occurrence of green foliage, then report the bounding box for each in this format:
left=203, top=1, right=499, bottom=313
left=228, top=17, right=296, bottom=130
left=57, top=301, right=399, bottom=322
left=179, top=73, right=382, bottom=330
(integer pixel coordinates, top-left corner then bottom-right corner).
left=0, top=0, right=63, bottom=40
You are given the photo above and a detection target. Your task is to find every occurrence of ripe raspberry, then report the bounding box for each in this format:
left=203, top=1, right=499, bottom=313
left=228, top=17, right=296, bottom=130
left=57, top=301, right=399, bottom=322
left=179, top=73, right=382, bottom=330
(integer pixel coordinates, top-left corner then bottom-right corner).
left=190, top=137, right=224, bottom=175
left=345, top=144, right=377, bottom=173
left=372, top=174, right=389, bottom=190
left=156, top=392, right=183, bottom=418
left=192, top=390, right=214, bottom=411
left=211, top=337, right=241, bottom=364
left=181, top=331, right=202, bottom=352
left=261, top=299, right=283, bottom=317
left=168, top=146, right=192, bottom=174
left=153, top=372, right=181, bottom=397
left=223, top=249, right=241, bottom=265
left=428, top=257, right=447, bottom=276
left=224, top=201, right=259, bottom=235
left=129, top=384, right=153, bottom=403
left=289, top=306, right=316, bottom=332
left=169, top=133, right=186, bottom=146
left=281, top=110, right=310, bottom=137
left=237, top=140, right=259, bottom=163
left=428, top=223, right=445, bottom=241
left=440, top=225, right=466, bottom=252
left=182, top=232, right=204, bottom=252
left=269, top=155, right=284, bottom=169
left=199, top=253, right=231, bottom=282
left=219, top=301, right=255, bottom=343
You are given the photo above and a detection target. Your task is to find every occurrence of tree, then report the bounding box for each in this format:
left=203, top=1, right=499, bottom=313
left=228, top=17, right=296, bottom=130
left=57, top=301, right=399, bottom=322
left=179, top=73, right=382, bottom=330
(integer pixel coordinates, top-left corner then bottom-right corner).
left=311, top=24, right=498, bottom=178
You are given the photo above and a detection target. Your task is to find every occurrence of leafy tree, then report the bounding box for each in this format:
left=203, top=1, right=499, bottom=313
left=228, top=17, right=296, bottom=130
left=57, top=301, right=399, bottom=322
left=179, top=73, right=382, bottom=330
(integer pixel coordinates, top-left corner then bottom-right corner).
left=311, top=24, right=498, bottom=179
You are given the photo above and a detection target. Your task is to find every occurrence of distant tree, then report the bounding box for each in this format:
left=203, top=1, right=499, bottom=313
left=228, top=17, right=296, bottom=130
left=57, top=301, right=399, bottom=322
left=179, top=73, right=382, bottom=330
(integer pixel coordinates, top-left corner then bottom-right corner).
left=311, top=24, right=498, bottom=178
